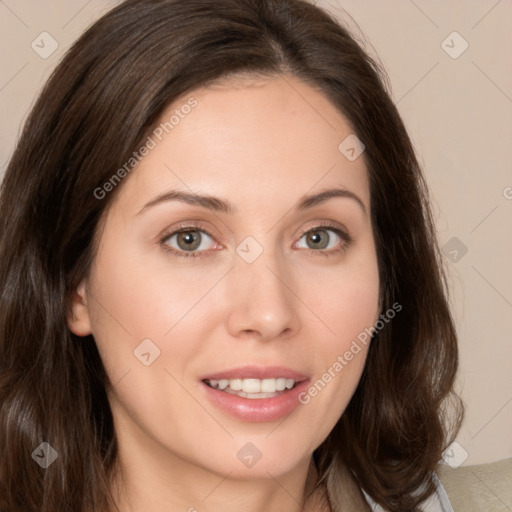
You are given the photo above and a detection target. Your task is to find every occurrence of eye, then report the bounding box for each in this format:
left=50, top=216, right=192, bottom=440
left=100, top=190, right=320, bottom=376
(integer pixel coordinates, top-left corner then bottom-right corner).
left=160, top=225, right=217, bottom=258
left=294, top=224, right=351, bottom=255
left=159, top=222, right=351, bottom=259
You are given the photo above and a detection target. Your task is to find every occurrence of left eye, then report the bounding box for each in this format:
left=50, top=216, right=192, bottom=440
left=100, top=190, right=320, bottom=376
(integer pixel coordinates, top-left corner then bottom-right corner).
left=295, top=227, right=343, bottom=251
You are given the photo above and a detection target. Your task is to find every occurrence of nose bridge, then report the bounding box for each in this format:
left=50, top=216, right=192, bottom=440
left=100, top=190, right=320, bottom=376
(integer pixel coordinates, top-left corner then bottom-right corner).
left=225, top=235, right=299, bottom=340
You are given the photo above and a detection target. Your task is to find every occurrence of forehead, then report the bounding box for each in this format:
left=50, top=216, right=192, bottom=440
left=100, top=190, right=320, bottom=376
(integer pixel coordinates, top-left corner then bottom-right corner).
left=111, top=74, right=369, bottom=214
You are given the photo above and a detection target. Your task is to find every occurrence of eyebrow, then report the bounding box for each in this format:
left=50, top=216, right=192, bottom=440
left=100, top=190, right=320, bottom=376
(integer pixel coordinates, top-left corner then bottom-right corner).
left=136, top=187, right=367, bottom=216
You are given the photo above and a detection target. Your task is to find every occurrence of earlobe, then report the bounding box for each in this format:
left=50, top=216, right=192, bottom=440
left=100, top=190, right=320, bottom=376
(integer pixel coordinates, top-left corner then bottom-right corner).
left=67, top=280, right=92, bottom=337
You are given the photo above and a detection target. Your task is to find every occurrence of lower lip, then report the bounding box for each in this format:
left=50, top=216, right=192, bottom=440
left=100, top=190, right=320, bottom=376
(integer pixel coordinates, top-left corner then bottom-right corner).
left=200, top=380, right=310, bottom=423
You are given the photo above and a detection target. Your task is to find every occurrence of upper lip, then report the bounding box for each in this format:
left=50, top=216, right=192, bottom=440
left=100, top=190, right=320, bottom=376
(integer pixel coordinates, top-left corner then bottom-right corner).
left=201, top=365, right=309, bottom=382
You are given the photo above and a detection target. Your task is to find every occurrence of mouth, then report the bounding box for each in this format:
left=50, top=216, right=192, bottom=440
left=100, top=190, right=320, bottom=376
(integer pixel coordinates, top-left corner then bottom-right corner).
left=203, top=377, right=300, bottom=399
left=199, top=366, right=310, bottom=422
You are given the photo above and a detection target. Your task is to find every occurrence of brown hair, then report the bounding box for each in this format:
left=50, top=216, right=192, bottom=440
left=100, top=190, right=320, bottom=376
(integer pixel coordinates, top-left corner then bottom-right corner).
left=0, top=0, right=463, bottom=510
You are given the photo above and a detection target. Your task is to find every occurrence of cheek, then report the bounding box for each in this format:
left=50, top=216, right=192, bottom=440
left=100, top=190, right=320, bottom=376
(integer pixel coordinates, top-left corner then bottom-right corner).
left=88, top=229, right=211, bottom=334
left=86, top=239, right=228, bottom=385
left=292, top=245, right=379, bottom=425
left=296, top=245, right=380, bottom=348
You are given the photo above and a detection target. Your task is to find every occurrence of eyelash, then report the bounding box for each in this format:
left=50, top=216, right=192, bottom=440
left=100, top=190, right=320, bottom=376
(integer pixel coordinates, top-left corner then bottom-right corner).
left=159, top=221, right=353, bottom=259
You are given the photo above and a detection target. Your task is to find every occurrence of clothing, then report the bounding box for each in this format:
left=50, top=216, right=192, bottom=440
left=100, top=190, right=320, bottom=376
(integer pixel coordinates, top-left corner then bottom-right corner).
left=362, top=472, right=453, bottom=512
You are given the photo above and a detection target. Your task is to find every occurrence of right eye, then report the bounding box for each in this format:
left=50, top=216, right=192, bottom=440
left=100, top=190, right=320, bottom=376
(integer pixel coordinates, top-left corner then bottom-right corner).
left=160, top=225, right=218, bottom=258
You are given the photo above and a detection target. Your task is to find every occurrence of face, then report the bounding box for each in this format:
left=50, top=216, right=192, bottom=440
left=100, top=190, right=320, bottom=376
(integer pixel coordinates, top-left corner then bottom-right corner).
left=69, top=74, right=380, bottom=484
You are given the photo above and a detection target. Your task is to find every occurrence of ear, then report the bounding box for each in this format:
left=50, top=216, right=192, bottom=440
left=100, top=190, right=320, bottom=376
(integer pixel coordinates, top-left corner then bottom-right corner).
left=67, top=279, right=92, bottom=337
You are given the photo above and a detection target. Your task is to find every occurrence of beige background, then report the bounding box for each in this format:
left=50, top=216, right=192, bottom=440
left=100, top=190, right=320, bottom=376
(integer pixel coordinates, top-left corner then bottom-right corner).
left=1, top=0, right=511, bottom=468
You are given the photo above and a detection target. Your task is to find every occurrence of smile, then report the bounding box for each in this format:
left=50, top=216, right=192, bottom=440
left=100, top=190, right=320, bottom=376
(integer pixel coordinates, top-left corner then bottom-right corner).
left=203, top=377, right=297, bottom=399
left=200, top=367, right=310, bottom=422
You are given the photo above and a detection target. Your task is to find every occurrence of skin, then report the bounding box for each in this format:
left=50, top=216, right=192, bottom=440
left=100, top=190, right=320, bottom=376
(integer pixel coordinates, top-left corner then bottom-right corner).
left=68, top=73, right=380, bottom=512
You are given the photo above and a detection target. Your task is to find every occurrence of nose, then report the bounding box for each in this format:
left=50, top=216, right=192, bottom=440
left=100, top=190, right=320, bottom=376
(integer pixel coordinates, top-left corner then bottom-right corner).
left=224, top=246, right=301, bottom=342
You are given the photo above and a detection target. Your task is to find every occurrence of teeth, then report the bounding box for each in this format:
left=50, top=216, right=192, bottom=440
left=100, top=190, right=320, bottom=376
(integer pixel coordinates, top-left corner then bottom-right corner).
left=276, top=378, right=287, bottom=391
left=229, top=378, right=243, bottom=391
left=206, top=377, right=298, bottom=395
left=285, top=379, right=295, bottom=389
left=248, top=378, right=273, bottom=393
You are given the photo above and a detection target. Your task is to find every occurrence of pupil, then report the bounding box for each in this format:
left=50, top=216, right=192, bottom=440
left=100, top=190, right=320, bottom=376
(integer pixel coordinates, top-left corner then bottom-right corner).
left=308, top=230, right=328, bottom=249
left=178, top=231, right=200, bottom=250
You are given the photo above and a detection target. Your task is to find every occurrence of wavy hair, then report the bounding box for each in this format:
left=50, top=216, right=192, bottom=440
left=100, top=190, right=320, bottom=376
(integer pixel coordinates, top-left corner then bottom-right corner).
left=0, top=0, right=463, bottom=510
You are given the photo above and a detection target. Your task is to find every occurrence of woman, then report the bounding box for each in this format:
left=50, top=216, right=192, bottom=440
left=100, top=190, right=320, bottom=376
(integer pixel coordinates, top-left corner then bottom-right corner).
left=0, top=0, right=463, bottom=510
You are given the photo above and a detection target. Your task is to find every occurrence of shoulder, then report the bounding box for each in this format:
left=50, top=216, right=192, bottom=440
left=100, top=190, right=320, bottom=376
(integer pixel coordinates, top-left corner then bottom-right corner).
left=361, top=472, right=454, bottom=512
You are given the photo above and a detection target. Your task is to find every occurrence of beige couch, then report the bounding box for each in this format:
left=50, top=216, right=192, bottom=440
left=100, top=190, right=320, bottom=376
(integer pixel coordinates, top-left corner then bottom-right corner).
left=437, top=458, right=512, bottom=511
